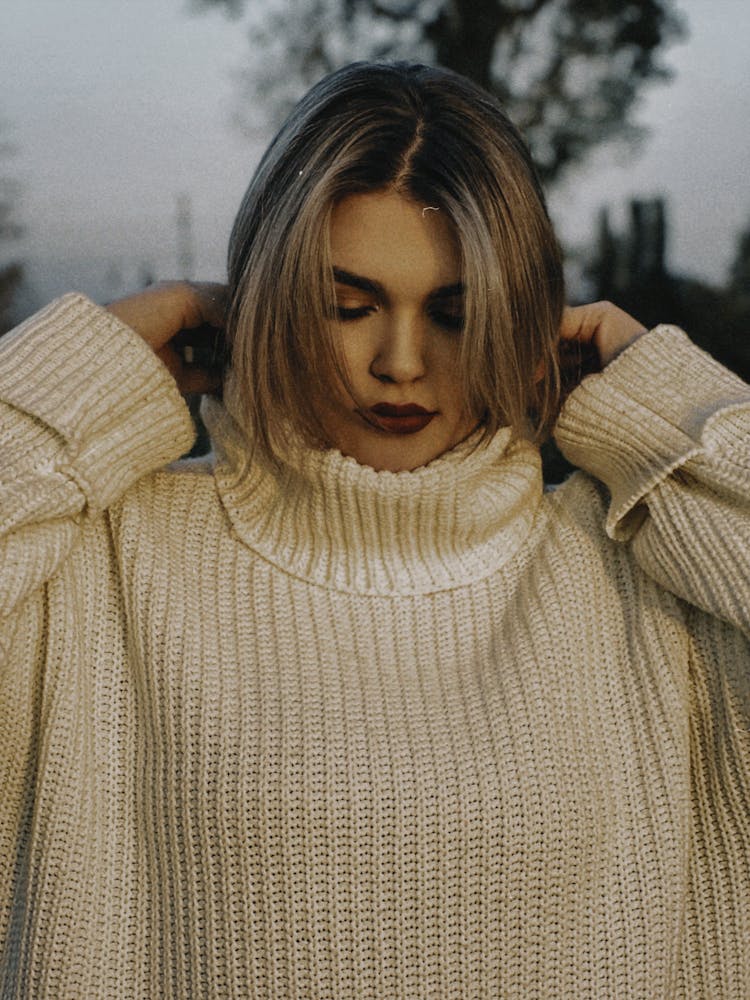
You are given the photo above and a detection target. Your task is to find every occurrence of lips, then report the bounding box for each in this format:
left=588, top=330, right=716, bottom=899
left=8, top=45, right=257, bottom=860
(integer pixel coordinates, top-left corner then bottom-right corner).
left=364, top=402, right=437, bottom=435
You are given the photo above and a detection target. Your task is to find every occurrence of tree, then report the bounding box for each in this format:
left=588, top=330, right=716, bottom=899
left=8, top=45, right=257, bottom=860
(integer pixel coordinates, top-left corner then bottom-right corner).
left=586, top=198, right=750, bottom=385
left=719, top=219, right=750, bottom=379
left=727, top=221, right=750, bottom=315
left=190, top=0, right=684, bottom=183
left=0, top=125, right=23, bottom=335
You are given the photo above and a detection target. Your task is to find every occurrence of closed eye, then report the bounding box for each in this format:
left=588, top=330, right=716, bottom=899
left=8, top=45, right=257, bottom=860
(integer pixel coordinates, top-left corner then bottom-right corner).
left=429, top=294, right=464, bottom=331
left=335, top=304, right=463, bottom=328
left=336, top=304, right=377, bottom=321
left=430, top=308, right=464, bottom=332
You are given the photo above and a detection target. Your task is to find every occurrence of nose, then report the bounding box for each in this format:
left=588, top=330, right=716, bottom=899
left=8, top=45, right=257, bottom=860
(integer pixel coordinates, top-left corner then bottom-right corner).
left=369, top=313, right=426, bottom=384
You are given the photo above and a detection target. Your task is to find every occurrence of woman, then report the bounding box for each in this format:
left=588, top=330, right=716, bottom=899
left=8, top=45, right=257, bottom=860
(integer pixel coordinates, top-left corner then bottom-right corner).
left=1, top=61, right=748, bottom=998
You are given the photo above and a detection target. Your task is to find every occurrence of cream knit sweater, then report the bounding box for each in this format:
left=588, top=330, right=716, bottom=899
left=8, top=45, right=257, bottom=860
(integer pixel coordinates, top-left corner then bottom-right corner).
left=0, top=293, right=749, bottom=999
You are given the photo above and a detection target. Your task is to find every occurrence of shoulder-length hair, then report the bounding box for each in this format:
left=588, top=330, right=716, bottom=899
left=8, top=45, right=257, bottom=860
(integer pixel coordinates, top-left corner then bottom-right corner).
left=226, top=60, right=565, bottom=465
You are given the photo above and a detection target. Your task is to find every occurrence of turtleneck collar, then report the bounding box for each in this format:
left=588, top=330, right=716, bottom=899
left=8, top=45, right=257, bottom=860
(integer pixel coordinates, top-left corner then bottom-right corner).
left=200, top=391, right=543, bottom=597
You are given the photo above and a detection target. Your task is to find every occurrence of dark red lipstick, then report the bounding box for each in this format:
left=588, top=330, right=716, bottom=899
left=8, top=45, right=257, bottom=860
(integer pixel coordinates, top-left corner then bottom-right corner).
left=365, top=402, right=437, bottom=434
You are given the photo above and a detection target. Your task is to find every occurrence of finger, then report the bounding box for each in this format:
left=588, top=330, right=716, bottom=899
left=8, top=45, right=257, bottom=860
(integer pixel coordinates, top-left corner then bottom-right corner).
left=558, top=301, right=648, bottom=370
left=558, top=303, right=607, bottom=343
left=183, top=282, right=229, bottom=331
left=108, top=280, right=228, bottom=353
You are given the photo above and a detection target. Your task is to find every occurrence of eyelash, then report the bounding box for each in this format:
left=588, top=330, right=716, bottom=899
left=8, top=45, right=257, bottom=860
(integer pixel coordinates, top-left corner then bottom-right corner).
left=335, top=305, right=464, bottom=332
left=335, top=306, right=374, bottom=321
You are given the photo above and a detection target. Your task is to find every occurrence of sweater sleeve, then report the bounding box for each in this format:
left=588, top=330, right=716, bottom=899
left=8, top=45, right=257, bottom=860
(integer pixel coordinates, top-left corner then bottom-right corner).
left=0, top=293, right=196, bottom=619
left=553, top=324, right=750, bottom=637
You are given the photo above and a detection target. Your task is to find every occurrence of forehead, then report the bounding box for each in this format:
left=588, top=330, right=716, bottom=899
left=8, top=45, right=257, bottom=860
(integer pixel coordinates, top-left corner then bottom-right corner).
left=329, top=189, right=461, bottom=292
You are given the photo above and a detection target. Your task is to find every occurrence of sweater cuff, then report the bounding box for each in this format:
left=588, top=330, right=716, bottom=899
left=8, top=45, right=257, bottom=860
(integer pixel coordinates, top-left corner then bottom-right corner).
left=0, top=293, right=196, bottom=510
left=553, top=325, right=750, bottom=540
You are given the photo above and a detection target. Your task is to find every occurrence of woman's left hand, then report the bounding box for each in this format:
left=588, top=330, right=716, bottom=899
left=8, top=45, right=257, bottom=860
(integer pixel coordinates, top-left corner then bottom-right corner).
left=560, top=301, right=648, bottom=370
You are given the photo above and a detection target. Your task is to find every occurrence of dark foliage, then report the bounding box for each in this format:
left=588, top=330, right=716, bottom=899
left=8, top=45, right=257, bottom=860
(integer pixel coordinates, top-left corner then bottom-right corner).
left=0, top=136, right=23, bottom=335
left=190, top=0, right=685, bottom=183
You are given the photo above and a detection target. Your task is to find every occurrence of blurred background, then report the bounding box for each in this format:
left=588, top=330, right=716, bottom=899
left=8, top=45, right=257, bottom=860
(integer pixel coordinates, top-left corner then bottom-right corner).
left=1, top=0, right=749, bottom=473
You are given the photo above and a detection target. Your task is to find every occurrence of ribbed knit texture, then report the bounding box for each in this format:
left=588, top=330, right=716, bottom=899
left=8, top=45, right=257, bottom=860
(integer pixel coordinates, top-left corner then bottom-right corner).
left=1, top=294, right=748, bottom=998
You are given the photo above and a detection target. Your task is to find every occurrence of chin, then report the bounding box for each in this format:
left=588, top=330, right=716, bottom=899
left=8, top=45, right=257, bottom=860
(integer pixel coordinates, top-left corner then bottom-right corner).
left=322, top=408, right=480, bottom=473
left=337, top=429, right=455, bottom=473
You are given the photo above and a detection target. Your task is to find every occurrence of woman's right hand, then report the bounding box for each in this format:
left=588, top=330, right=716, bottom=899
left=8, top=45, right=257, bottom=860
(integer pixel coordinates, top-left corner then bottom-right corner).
left=106, top=280, right=229, bottom=396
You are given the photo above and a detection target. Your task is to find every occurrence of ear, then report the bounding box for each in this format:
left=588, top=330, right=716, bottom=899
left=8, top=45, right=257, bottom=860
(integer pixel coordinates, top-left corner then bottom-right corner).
left=533, top=359, right=545, bottom=384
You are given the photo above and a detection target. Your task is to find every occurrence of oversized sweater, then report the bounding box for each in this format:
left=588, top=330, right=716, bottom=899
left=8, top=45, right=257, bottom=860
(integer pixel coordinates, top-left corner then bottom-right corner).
left=0, top=293, right=749, bottom=999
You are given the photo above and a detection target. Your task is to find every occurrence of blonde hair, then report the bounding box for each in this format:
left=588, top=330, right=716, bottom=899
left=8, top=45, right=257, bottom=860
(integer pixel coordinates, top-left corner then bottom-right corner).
left=226, top=61, right=564, bottom=465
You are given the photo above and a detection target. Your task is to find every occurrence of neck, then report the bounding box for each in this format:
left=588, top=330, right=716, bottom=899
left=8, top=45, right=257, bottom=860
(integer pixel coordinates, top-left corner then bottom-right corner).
left=201, top=396, right=544, bottom=596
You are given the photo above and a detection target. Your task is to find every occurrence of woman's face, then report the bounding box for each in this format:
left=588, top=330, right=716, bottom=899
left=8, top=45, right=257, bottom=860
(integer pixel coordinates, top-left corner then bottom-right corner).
left=315, top=189, right=481, bottom=472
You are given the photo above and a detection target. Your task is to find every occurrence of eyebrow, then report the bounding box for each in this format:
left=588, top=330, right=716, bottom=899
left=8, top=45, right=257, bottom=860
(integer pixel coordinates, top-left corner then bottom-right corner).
left=332, top=266, right=463, bottom=300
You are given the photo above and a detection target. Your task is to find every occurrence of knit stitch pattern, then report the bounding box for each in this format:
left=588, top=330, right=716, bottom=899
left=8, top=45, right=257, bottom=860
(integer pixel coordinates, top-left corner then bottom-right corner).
left=1, top=295, right=748, bottom=998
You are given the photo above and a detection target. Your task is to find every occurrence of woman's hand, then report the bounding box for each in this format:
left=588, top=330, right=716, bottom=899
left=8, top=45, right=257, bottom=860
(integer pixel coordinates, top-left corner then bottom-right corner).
left=106, top=280, right=229, bottom=396
left=560, top=301, right=648, bottom=371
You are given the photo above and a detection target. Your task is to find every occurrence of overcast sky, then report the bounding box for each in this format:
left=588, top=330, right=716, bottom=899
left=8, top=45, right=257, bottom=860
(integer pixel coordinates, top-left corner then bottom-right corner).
left=2, top=0, right=749, bottom=316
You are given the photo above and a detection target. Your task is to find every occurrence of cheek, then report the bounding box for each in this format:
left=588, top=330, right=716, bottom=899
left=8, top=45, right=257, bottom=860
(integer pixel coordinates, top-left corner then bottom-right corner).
left=432, top=345, right=466, bottom=407
left=316, top=333, right=364, bottom=409
left=328, top=329, right=374, bottom=387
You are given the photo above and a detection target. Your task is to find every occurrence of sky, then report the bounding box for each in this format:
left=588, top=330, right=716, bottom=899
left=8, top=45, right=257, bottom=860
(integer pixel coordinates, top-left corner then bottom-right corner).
left=1, top=0, right=749, bottom=318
